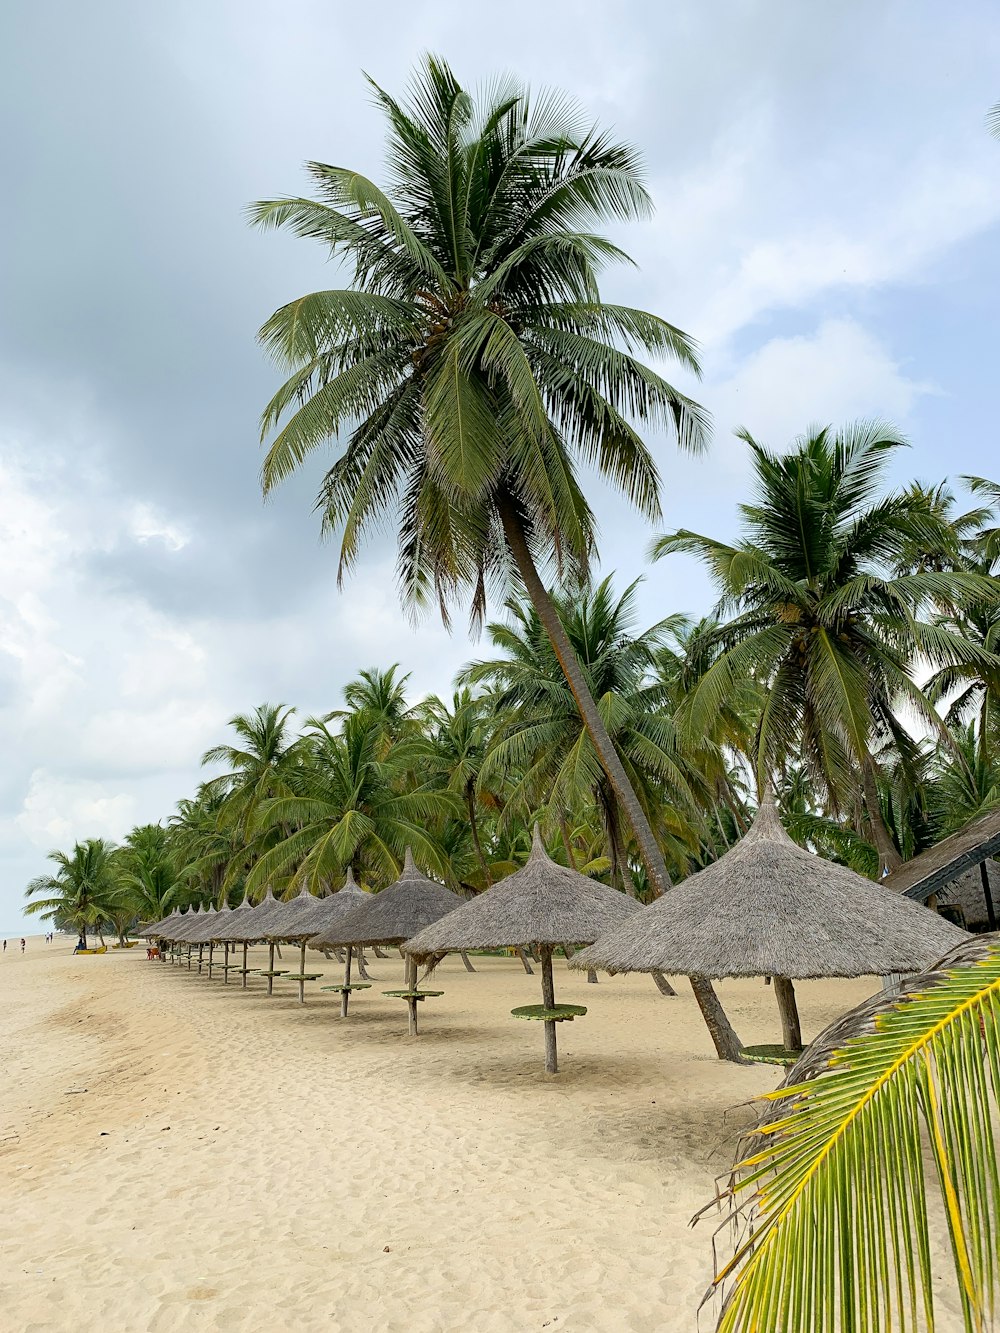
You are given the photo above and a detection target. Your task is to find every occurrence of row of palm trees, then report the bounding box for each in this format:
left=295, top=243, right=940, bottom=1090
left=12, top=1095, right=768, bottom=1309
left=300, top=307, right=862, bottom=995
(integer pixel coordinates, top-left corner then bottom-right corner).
left=25, top=431, right=1000, bottom=953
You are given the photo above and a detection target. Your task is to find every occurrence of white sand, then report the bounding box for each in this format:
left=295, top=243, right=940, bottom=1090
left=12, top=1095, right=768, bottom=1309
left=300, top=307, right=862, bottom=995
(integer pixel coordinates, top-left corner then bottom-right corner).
left=0, top=937, right=889, bottom=1331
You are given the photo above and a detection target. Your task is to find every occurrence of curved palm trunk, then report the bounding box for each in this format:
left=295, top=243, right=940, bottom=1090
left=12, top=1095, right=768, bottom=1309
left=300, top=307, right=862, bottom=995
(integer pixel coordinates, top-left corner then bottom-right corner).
left=466, top=786, right=492, bottom=887
left=862, top=755, right=903, bottom=876
left=498, top=497, right=742, bottom=1061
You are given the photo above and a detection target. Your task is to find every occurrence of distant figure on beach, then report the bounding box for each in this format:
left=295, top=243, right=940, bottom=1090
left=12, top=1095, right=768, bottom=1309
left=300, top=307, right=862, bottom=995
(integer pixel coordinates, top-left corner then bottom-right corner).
left=20, top=938, right=25, bottom=953
left=2, top=940, right=5, bottom=952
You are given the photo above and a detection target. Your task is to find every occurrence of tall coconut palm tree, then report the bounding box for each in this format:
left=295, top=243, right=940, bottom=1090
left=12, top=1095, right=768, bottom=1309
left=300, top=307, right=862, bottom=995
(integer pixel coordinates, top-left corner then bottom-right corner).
left=114, top=823, right=185, bottom=923
left=24, top=839, right=119, bottom=947
left=201, top=703, right=302, bottom=841
left=653, top=422, right=1000, bottom=873
left=421, top=687, right=498, bottom=886
left=248, top=57, right=746, bottom=1057
left=464, top=576, right=709, bottom=886
left=245, top=711, right=458, bottom=893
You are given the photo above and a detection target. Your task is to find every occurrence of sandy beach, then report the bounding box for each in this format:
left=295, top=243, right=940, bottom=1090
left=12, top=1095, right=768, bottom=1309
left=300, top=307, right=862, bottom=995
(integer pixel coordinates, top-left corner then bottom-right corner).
left=0, top=939, right=889, bottom=1331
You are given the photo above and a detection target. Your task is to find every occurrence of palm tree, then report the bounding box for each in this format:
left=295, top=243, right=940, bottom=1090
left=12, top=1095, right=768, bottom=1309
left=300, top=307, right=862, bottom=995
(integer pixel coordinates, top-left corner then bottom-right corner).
left=464, top=577, right=709, bottom=888
left=114, top=824, right=185, bottom=923
left=421, top=687, right=498, bottom=887
left=24, top=839, right=119, bottom=947
left=245, top=711, right=458, bottom=893
left=201, top=703, right=302, bottom=841
left=653, top=422, right=1000, bottom=873
left=709, top=933, right=1000, bottom=1333
left=246, top=58, right=749, bottom=1050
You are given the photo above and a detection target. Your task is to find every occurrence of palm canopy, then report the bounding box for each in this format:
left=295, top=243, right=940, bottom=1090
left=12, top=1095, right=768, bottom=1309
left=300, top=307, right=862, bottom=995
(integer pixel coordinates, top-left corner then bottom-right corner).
left=652, top=422, right=1000, bottom=845
left=24, top=838, right=119, bottom=945
left=463, top=576, right=711, bottom=882
left=244, top=711, right=458, bottom=894
left=250, top=54, right=707, bottom=625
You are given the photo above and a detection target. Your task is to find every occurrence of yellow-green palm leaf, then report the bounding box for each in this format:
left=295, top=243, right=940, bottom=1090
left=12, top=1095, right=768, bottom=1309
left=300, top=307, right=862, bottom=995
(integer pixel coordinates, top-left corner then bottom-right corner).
left=709, top=934, right=1000, bottom=1333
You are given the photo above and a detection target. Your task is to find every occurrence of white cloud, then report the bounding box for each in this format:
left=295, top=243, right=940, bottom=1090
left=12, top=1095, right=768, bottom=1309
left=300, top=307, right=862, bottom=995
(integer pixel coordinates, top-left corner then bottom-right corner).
left=710, top=318, right=936, bottom=456
left=14, top=770, right=137, bottom=850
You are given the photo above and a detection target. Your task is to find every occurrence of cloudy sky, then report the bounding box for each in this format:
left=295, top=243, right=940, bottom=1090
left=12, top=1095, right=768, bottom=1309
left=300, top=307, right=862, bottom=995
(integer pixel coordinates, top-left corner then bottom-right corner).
left=2, top=1, right=999, bottom=932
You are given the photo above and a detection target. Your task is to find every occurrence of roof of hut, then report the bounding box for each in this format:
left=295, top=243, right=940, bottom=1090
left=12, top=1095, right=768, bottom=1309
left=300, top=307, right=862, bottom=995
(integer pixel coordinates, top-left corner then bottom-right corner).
left=213, top=887, right=285, bottom=942
left=310, top=850, right=465, bottom=949
left=136, top=907, right=179, bottom=937
left=404, top=826, right=642, bottom=962
left=938, top=859, right=1000, bottom=930
left=190, top=903, right=230, bottom=944
left=305, top=869, right=367, bottom=947
left=884, top=806, right=1000, bottom=902
left=573, top=798, right=969, bottom=981
left=166, top=904, right=211, bottom=943
left=262, top=879, right=334, bottom=941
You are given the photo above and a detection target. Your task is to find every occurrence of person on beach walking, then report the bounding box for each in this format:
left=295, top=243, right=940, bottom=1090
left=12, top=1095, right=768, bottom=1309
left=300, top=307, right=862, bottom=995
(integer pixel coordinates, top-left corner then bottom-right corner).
left=20, top=938, right=25, bottom=953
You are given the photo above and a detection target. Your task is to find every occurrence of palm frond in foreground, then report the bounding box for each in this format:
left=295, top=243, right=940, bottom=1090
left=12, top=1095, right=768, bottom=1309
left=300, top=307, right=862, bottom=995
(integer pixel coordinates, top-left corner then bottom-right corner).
left=706, top=934, right=1000, bottom=1332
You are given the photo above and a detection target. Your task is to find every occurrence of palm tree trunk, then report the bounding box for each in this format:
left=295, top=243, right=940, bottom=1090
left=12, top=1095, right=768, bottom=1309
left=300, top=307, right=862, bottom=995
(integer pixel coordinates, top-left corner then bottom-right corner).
left=466, top=787, right=492, bottom=887
left=498, top=495, right=743, bottom=1061
left=861, top=755, right=902, bottom=876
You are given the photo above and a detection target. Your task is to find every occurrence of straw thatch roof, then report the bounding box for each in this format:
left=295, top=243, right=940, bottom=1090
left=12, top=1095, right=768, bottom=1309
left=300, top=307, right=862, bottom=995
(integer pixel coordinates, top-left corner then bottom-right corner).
left=136, top=907, right=180, bottom=937
left=884, top=806, right=1000, bottom=903
left=310, top=850, right=465, bottom=949
left=573, top=798, right=969, bottom=980
left=305, top=870, right=367, bottom=948
left=164, top=905, right=210, bottom=943
left=938, top=860, right=1000, bottom=930
left=262, top=881, right=332, bottom=941
left=404, top=826, right=642, bottom=962
left=189, top=904, right=229, bottom=944
left=214, top=887, right=285, bottom=943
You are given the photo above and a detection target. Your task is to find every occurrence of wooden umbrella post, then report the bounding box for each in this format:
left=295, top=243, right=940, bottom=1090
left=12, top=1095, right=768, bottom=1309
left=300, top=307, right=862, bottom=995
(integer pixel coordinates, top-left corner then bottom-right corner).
left=341, top=947, right=353, bottom=1017
left=187, top=945, right=192, bottom=971
left=540, top=945, right=558, bottom=1074
left=241, top=942, right=248, bottom=989
left=298, top=942, right=307, bottom=1005
left=267, top=942, right=276, bottom=996
left=223, top=942, right=230, bottom=984
left=774, top=976, right=803, bottom=1053
left=208, top=942, right=214, bottom=980
left=197, top=944, right=204, bottom=974
left=405, top=953, right=419, bottom=1037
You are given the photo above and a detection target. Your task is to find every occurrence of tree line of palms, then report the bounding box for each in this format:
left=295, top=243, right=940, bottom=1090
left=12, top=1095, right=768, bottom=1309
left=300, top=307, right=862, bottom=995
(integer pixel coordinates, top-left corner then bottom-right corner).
left=25, top=441, right=1000, bottom=963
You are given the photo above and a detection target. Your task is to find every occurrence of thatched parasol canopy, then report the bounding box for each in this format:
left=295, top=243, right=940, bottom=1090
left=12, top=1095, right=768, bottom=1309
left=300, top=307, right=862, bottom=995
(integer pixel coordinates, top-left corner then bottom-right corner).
left=214, top=887, right=283, bottom=943
left=310, top=849, right=464, bottom=949
left=310, top=853, right=465, bottom=1031
left=405, top=826, right=641, bottom=961
left=405, top=826, right=641, bottom=1072
left=163, top=905, right=206, bottom=943
left=136, top=907, right=180, bottom=938
left=573, top=797, right=969, bottom=1055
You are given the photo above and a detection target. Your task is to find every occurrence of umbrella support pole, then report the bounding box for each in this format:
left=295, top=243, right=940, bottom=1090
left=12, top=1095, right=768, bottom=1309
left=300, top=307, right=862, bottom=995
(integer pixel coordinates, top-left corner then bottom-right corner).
left=540, top=946, right=558, bottom=1074
left=241, top=943, right=248, bottom=989
left=341, top=948, right=353, bottom=1017
left=405, top=954, right=419, bottom=1037
left=187, top=946, right=192, bottom=971
left=223, top=943, right=229, bottom=984
left=298, top=942, right=307, bottom=1004
left=208, top=943, right=214, bottom=979
left=774, top=976, right=803, bottom=1053
left=197, top=945, right=203, bottom=974
left=267, top=943, right=275, bottom=996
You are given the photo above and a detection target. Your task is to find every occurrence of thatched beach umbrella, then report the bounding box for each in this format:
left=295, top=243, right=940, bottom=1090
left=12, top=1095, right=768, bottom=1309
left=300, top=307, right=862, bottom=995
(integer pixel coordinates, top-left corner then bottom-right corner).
left=213, top=887, right=288, bottom=993
left=405, top=826, right=642, bottom=1072
left=310, top=851, right=465, bottom=1032
left=573, top=796, right=969, bottom=1057
left=261, top=881, right=336, bottom=1004
left=304, top=870, right=369, bottom=1015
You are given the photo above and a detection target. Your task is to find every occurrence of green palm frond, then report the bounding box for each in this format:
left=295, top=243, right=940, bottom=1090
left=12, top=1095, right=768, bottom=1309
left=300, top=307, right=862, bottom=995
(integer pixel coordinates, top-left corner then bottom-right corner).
left=707, top=935, right=1000, bottom=1333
